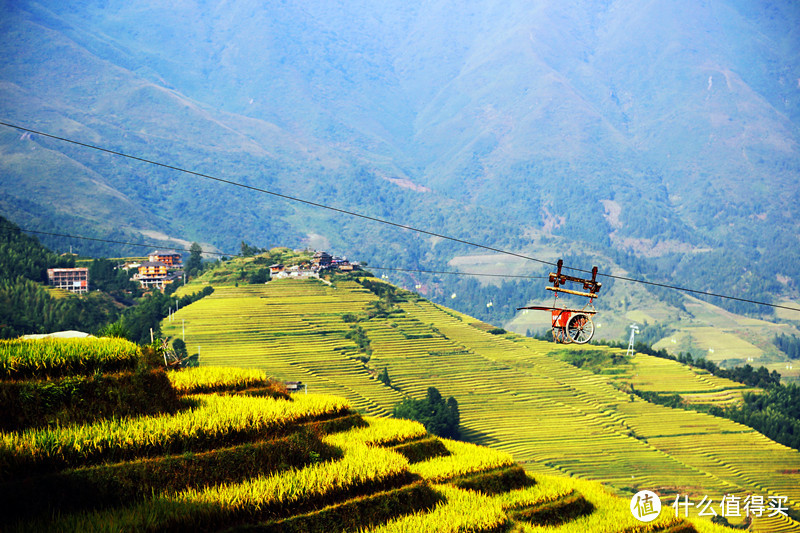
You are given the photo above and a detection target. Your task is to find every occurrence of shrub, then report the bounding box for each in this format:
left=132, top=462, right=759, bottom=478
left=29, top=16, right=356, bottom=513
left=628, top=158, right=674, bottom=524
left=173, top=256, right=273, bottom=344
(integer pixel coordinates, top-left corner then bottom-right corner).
left=393, top=388, right=460, bottom=439
left=0, top=369, right=180, bottom=431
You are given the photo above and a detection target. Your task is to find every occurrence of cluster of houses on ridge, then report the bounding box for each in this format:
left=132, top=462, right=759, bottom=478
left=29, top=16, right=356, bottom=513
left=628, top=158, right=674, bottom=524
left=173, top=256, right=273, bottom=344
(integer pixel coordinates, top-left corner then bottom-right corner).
left=45, top=250, right=184, bottom=294
left=269, top=251, right=358, bottom=280
left=47, top=250, right=357, bottom=294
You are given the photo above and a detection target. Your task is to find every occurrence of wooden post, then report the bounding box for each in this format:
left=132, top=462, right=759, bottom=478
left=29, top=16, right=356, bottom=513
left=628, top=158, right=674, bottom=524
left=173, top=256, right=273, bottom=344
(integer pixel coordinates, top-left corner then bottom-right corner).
left=150, top=328, right=154, bottom=344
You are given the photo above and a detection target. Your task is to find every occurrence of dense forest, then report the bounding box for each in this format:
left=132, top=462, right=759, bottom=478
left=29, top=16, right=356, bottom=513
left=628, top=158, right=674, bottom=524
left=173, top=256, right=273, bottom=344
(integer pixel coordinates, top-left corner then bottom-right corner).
left=0, top=216, right=121, bottom=338
left=107, top=286, right=214, bottom=345
left=0, top=215, right=214, bottom=341
left=720, top=385, right=800, bottom=452
left=0, top=278, right=120, bottom=339
left=0, top=216, right=74, bottom=282
left=773, top=334, right=800, bottom=360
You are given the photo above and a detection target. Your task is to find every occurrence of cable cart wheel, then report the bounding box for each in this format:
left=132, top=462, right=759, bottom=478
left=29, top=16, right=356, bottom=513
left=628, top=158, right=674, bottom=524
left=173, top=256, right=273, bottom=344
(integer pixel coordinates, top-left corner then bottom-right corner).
left=552, top=325, right=572, bottom=344
left=518, top=259, right=602, bottom=345
left=566, top=313, right=594, bottom=344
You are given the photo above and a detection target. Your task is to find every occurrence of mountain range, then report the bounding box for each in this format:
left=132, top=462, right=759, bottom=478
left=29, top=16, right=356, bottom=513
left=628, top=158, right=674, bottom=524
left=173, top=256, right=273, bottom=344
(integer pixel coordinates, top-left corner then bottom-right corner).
left=1, top=0, right=799, bottom=323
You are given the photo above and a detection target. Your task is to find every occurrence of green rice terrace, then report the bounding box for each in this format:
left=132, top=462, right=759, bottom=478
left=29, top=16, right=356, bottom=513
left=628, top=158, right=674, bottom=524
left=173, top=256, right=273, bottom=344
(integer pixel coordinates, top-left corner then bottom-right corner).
left=160, top=267, right=800, bottom=532
left=1, top=337, right=737, bottom=532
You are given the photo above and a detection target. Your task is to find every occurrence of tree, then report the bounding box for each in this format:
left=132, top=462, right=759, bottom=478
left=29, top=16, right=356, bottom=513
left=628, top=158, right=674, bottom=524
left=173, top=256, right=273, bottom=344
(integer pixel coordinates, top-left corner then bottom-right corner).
left=393, top=386, right=460, bottom=439
left=186, top=242, right=203, bottom=276
left=100, top=320, right=130, bottom=339
left=378, top=367, right=391, bottom=387
left=240, top=241, right=265, bottom=257
left=249, top=268, right=270, bottom=284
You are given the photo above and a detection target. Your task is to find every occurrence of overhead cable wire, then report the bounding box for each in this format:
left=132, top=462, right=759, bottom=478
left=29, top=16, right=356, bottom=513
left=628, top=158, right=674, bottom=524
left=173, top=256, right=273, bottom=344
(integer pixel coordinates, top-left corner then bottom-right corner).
left=2, top=120, right=799, bottom=313
left=0, top=121, right=554, bottom=268
left=368, top=266, right=548, bottom=280
left=10, top=228, right=547, bottom=280
left=11, top=228, right=230, bottom=256
left=14, top=224, right=800, bottom=313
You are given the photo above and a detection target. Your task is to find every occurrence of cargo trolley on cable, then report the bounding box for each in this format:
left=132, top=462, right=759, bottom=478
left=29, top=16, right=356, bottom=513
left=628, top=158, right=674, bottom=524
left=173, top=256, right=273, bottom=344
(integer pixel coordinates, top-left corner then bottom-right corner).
left=518, top=259, right=601, bottom=344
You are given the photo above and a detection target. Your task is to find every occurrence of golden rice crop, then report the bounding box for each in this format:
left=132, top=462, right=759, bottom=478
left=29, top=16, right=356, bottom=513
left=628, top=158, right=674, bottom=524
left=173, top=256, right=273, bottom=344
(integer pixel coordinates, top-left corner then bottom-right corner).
left=182, top=441, right=407, bottom=508
left=167, top=365, right=269, bottom=393
left=362, top=484, right=507, bottom=533
left=325, top=416, right=427, bottom=448
left=410, top=438, right=514, bottom=482
left=24, top=439, right=410, bottom=532
left=510, top=474, right=688, bottom=533
left=493, top=476, right=575, bottom=510
left=0, top=393, right=350, bottom=479
left=0, top=337, right=140, bottom=379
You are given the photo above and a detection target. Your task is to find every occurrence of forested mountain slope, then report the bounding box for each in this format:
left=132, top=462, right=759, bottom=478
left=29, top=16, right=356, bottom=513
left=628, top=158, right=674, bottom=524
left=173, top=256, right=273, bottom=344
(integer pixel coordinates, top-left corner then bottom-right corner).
left=1, top=0, right=799, bottom=320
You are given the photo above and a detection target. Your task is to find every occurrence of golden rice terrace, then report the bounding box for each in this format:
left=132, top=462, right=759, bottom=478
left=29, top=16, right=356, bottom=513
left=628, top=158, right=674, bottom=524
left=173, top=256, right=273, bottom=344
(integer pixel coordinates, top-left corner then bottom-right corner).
left=162, top=277, right=800, bottom=532
left=0, top=339, right=734, bottom=532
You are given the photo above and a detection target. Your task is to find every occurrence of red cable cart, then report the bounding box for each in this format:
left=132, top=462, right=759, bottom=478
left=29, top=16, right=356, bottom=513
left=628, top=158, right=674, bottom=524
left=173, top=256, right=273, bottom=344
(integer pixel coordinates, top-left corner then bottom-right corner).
left=517, top=259, right=602, bottom=344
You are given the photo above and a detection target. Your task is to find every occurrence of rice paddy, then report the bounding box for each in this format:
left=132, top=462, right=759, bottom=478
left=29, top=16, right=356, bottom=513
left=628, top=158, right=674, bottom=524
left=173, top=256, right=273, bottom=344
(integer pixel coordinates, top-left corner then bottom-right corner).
left=160, top=277, right=800, bottom=531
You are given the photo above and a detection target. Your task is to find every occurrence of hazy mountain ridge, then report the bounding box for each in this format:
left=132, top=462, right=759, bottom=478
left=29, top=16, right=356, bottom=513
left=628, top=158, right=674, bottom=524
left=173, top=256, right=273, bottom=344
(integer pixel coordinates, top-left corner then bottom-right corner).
left=1, top=0, right=798, bottom=315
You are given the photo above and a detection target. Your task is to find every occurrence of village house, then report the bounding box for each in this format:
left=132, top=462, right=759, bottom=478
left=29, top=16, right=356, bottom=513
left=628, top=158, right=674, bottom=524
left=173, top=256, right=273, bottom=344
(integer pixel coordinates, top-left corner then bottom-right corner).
left=47, top=267, right=89, bottom=294
left=148, top=251, right=182, bottom=268
left=312, top=251, right=332, bottom=267
left=270, top=252, right=360, bottom=280
left=311, top=251, right=360, bottom=273
left=132, top=261, right=178, bottom=289
left=273, top=264, right=319, bottom=280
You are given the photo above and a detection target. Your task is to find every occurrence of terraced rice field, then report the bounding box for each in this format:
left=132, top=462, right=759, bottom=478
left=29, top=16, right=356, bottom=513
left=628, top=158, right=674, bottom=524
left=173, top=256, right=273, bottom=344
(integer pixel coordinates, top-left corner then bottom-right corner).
left=164, top=278, right=800, bottom=531
left=610, top=352, right=756, bottom=406
left=5, top=348, right=733, bottom=533
left=164, top=280, right=404, bottom=415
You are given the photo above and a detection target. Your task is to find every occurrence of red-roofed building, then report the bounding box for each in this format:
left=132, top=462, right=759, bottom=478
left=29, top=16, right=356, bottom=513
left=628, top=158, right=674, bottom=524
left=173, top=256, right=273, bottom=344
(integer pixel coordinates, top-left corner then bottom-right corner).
left=148, top=251, right=182, bottom=268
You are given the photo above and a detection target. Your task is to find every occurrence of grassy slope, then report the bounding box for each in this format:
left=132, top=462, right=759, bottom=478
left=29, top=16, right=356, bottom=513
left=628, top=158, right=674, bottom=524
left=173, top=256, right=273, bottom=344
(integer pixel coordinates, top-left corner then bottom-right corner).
left=163, top=273, right=800, bottom=532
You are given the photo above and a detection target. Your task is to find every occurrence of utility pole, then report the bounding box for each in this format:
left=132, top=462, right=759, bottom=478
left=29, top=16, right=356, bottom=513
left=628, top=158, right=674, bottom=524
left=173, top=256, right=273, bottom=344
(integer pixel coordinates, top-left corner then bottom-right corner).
left=626, top=324, right=639, bottom=357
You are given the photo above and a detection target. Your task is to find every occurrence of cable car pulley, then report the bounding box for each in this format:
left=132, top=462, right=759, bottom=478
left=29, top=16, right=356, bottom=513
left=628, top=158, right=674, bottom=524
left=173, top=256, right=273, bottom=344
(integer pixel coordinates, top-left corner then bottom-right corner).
left=518, top=259, right=601, bottom=344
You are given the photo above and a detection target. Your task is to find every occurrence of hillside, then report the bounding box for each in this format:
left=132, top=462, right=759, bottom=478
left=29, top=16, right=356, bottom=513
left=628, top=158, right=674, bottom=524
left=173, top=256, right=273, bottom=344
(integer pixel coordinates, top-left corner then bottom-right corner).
left=0, top=337, right=738, bottom=532
left=0, top=216, right=130, bottom=339
left=164, top=273, right=800, bottom=531
left=2, top=0, right=800, bottom=325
